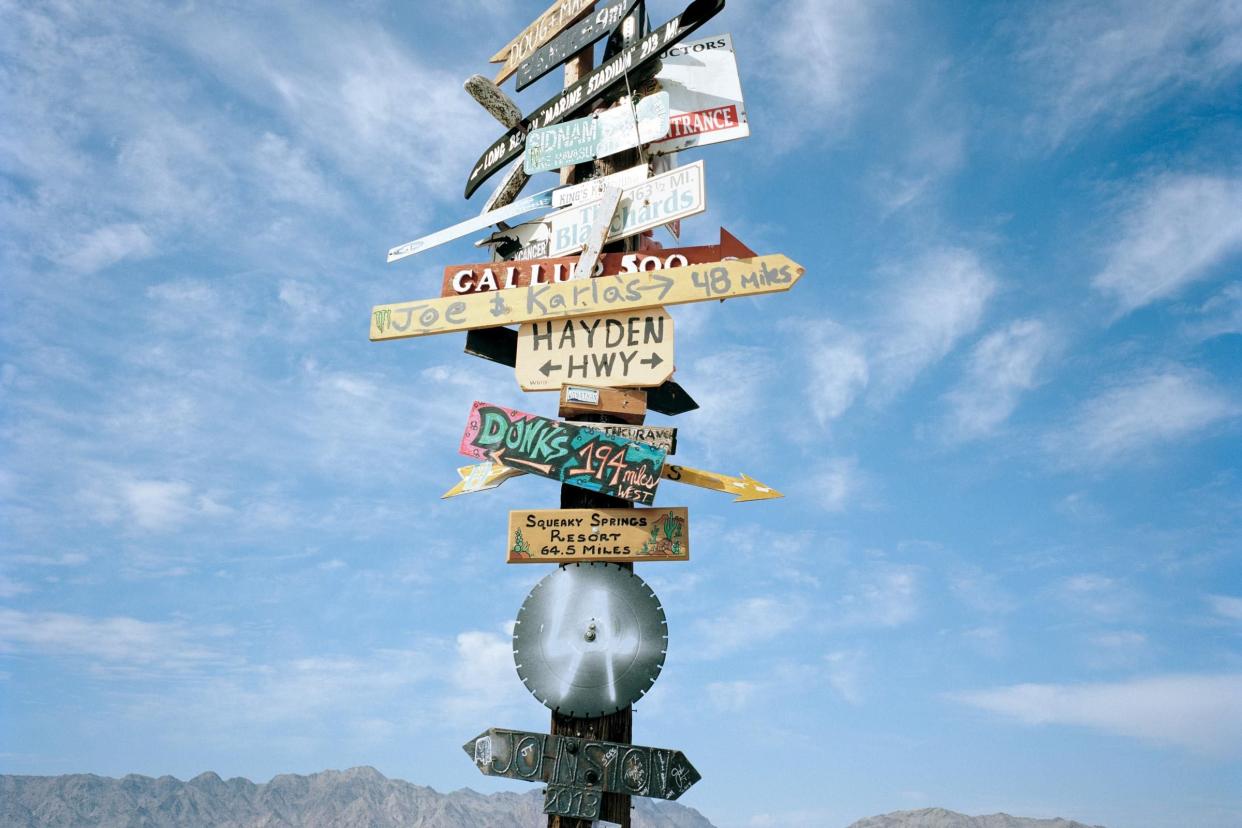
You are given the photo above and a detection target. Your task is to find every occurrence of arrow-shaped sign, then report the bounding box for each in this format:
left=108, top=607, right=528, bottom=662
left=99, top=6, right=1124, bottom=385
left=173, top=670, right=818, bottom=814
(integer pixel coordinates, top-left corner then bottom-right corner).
left=387, top=188, right=555, bottom=263
left=464, top=727, right=700, bottom=802
left=442, top=460, right=781, bottom=502
left=371, top=254, right=804, bottom=340
left=440, top=462, right=525, bottom=499
left=488, top=0, right=598, bottom=84
left=513, top=0, right=640, bottom=90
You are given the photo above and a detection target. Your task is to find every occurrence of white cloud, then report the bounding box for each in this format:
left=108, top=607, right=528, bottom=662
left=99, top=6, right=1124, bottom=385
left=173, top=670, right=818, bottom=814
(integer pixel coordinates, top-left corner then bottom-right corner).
left=805, top=324, right=869, bottom=425
left=940, top=318, right=1056, bottom=442
left=1208, top=594, right=1242, bottom=622
left=1093, top=174, right=1242, bottom=316
left=1055, top=574, right=1140, bottom=621
left=952, top=673, right=1242, bottom=756
left=1019, top=0, right=1242, bottom=146
left=443, top=628, right=525, bottom=721
left=690, top=596, right=802, bottom=660
left=872, top=247, right=997, bottom=399
left=834, top=563, right=920, bottom=628
left=60, top=223, right=154, bottom=273
left=824, top=649, right=866, bottom=704
left=0, top=608, right=225, bottom=671
left=706, top=679, right=760, bottom=712
left=81, top=474, right=231, bottom=533
left=1047, top=367, right=1237, bottom=465
left=811, top=457, right=861, bottom=513
left=0, top=576, right=32, bottom=598
left=1189, top=282, right=1242, bottom=340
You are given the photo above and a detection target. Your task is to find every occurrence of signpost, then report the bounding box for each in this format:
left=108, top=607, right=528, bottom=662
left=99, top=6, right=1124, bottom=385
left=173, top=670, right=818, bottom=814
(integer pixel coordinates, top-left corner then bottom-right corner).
left=565, top=422, right=676, bottom=454
left=387, top=188, right=555, bottom=263
left=508, top=507, right=689, bottom=563
left=489, top=0, right=597, bottom=85
left=445, top=226, right=756, bottom=297
left=547, top=160, right=706, bottom=256
left=458, top=401, right=665, bottom=504
left=514, top=0, right=640, bottom=91
left=370, top=253, right=804, bottom=340
left=649, top=34, right=750, bottom=155
left=524, top=93, right=670, bottom=174
left=571, top=185, right=624, bottom=281
left=551, top=164, right=649, bottom=209
left=465, top=74, right=524, bottom=129
left=515, top=307, right=674, bottom=391
left=441, top=461, right=525, bottom=499
left=464, top=0, right=727, bottom=198
left=464, top=728, right=701, bottom=802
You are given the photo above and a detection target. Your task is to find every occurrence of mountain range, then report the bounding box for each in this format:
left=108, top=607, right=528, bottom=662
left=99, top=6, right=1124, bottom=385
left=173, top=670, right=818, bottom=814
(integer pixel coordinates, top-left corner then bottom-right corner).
left=0, top=767, right=1107, bottom=828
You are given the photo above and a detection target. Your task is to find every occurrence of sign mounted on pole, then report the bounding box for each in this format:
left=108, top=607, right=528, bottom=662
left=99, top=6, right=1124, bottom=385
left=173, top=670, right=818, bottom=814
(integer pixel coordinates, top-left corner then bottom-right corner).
left=546, top=160, right=706, bottom=256
left=387, top=188, right=554, bottom=263
left=445, top=226, right=756, bottom=297
left=508, top=507, right=689, bottom=563
left=464, top=74, right=523, bottom=129
left=464, top=728, right=701, bottom=802
left=514, top=0, right=641, bottom=91
left=515, top=307, right=674, bottom=391
left=488, top=0, right=597, bottom=85
left=523, top=93, right=670, bottom=175
left=565, top=422, right=676, bottom=454
left=649, top=33, right=750, bottom=155
left=458, top=401, right=665, bottom=504
left=571, top=185, right=624, bottom=281
left=550, top=164, right=649, bottom=210
left=464, top=0, right=726, bottom=198
left=370, top=253, right=804, bottom=340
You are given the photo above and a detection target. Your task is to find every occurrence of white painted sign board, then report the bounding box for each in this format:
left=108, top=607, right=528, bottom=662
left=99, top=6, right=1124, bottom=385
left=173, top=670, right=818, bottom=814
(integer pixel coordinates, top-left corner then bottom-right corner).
left=516, top=307, right=675, bottom=391
left=650, top=34, right=750, bottom=155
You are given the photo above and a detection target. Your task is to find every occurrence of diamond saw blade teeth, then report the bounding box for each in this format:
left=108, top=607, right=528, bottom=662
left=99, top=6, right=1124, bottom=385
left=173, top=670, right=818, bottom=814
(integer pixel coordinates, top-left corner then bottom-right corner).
left=512, top=562, right=668, bottom=717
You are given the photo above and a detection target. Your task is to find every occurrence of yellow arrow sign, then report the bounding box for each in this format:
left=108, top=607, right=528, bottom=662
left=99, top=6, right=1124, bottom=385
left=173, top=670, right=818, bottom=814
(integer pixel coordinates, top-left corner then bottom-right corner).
left=440, top=462, right=525, bottom=499
left=370, top=255, right=804, bottom=341
left=441, top=461, right=782, bottom=502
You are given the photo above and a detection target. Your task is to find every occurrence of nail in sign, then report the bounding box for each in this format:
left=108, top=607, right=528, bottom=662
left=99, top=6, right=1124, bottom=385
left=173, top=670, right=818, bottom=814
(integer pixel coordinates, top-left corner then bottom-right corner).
left=458, top=402, right=664, bottom=504
left=515, top=307, right=675, bottom=392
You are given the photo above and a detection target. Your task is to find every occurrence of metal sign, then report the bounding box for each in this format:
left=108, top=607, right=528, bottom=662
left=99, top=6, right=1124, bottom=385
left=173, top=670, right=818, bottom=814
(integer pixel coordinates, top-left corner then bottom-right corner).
left=445, top=226, right=757, bottom=297
left=565, top=422, right=676, bottom=454
left=547, top=160, right=706, bottom=256
left=524, top=93, right=670, bottom=174
left=551, top=164, right=650, bottom=209
left=442, top=460, right=779, bottom=502
left=513, top=562, right=667, bottom=715
left=508, top=507, right=689, bottom=563
left=515, top=0, right=640, bottom=90
left=464, top=0, right=726, bottom=198
left=515, top=307, right=675, bottom=391
left=370, top=253, right=805, bottom=340
left=489, top=0, right=597, bottom=84
left=458, top=401, right=664, bottom=504
left=464, top=727, right=701, bottom=801
left=387, top=188, right=554, bottom=263
left=649, top=33, right=749, bottom=155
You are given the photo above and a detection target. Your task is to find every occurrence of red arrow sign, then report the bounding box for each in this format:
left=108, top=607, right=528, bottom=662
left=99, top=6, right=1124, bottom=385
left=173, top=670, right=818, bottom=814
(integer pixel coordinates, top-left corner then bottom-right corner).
left=439, top=227, right=756, bottom=298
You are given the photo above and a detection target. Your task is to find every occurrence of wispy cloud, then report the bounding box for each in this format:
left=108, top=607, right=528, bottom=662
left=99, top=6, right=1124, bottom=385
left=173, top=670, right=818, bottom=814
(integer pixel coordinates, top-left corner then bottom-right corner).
left=1018, top=0, right=1242, bottom=147
left=1207, top=594, right=1242, bottom=623
left=1046, top=367, right=1237, bottom=466
left=690, top=596, right=803, bottom=660
left=1092, top=174, right=1242, bottom=317
left=939, top=318, right=1057, bottom=442
left=952, top=673, right=1242, bottom=757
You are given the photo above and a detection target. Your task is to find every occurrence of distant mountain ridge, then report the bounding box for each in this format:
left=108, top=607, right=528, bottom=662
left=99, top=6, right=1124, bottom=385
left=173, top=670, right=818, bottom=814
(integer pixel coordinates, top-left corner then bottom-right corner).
left=0, top=766, right=714, bottom=827
left=846, top=808, right=1106, bottom=828
left=0, top=768, right=1109, bottom=828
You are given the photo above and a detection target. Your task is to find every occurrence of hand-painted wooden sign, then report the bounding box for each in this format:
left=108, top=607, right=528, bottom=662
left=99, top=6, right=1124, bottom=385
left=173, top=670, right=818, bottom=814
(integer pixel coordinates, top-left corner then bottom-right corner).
left=516, top=307, right=674, bottom=391
left=508, top=507, right=689, bottom=563
left=489, top=0, right=596, bottom=84
left=565, top=422, right=677, bottom=454
left=465, top=0, right=726, bottom=198
left=458, top=401, right=664, bottom=504
left=524, top=93, right=670, bottom=174
left=442, top=460, right=779, bottom=502
left=547, top=160, right=705, bottom=256
left=370, top=253, right=804, bottom=340
left=515, top=0, right=640, bottom=91
left=649, top=33, right=750, bottom=155
left=445, top=226, right=757, bottom=297
left=465, top=75, right=523, bottom=129
left=464, top=728, right=701, bottom=802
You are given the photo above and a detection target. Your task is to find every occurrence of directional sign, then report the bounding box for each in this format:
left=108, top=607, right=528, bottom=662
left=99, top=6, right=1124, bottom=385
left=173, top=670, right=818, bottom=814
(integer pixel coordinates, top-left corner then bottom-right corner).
left=489, top=0, right=597, bottom=84
left=370, top=253, right=804, bottom=340
left=465, top=0, right=726, bottom=198
left=458, top=402, right=664, bottom=504
left=516, top=307, right=674, bottom=391
left=440, top=462, right=524, bottom=499
left=443, top=460, right=779, bottom=501
left=508, top=507, right=689, bottom=563
left=515, top=0, right=640, bottom=91
left=446, top=226, right=757, bottom=297
left=547, top=160, right=705, bottom=256
left=480, top=159, right=531, bottom=213
left=565, top=422, right=676, bottom=454
left=572, top=185, right=623, bottom=281
left=550, top=164, right=649, bottom=210
left=649, top=33, right=750, bottom=155
left=464, top=74, right=523, bottom=129
left=524, top=93, right=670, bottom=175
left=464, top=728, right=700, bottom=802
left=387, top=188, right=554, bottom=263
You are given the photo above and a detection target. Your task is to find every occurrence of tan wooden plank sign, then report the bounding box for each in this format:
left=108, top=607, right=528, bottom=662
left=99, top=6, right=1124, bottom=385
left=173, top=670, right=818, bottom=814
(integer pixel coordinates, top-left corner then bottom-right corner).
left=489, top=0, right=596, bottom=84
left=508, top=508, right=689, bottom=563
left=370, top=254, right=804, bottom=340
left=516, top=307, right=675, bottom=391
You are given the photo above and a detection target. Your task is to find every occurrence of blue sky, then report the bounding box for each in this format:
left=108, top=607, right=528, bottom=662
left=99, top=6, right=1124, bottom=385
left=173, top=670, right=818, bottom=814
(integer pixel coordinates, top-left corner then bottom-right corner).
left=2, top=1, right=1240, bottom=827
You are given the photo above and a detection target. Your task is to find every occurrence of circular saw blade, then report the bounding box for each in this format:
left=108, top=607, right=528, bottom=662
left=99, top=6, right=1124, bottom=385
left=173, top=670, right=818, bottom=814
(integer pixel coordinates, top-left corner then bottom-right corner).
left=513, top=562, right=668, bottom=717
